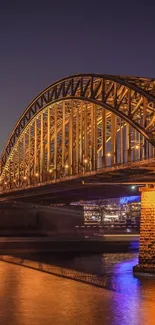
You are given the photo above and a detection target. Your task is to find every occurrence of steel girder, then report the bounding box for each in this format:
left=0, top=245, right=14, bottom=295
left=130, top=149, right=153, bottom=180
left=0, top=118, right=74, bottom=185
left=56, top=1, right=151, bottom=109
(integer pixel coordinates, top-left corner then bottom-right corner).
left=1, top=74, right=155, bottom=191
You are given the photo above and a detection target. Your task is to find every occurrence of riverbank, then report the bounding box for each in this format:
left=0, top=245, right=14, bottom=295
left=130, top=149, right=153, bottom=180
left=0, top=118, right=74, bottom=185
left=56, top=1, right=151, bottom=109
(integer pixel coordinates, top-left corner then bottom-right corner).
left=0, top=255, right=117, bottom=290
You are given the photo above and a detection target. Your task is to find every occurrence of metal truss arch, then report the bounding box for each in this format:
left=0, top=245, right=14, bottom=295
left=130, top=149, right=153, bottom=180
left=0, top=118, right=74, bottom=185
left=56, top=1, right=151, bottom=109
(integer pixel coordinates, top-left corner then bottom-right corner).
left=1, top=73, right=155, bottom=192
left=1, top=73, right=155, bottom=168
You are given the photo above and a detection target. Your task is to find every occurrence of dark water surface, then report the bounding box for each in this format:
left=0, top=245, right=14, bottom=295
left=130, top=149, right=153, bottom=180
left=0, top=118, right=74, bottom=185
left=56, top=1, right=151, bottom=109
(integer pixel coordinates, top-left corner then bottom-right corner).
left=0, top=253, right=155, bottom=325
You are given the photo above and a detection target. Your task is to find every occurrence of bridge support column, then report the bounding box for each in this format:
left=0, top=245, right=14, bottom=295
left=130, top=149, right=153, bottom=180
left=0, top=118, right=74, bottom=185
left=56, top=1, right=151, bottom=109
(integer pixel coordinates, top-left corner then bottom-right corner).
left=134, top=186, right=155, bottom=274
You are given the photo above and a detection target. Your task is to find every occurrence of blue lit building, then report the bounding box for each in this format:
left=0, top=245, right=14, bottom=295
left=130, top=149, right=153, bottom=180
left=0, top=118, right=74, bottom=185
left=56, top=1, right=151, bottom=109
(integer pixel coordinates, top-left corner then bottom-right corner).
left=71, top=195, right=141, bottom=233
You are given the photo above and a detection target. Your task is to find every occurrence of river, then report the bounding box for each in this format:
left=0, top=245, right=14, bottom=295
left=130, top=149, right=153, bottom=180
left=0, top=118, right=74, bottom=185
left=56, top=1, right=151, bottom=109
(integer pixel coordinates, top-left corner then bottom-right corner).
left=0, top=252, right=155, bottom=325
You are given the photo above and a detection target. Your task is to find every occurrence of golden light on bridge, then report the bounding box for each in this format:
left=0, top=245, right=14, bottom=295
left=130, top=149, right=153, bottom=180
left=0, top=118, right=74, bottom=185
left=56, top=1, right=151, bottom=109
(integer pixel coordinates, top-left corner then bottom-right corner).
left=133, top=186, right=155, bottom=273
left=1, top=74, right=155, bottom=192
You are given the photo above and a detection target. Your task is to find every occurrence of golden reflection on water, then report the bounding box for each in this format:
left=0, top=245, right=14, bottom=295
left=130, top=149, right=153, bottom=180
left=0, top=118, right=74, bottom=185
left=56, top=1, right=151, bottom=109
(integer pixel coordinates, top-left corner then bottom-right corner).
left=0, top=260, right=155, bottom=325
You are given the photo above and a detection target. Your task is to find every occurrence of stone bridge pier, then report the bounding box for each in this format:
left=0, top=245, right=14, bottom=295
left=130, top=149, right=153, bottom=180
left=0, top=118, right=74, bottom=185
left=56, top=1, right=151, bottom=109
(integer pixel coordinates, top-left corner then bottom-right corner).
left=134, top=186, right=155, bottom=273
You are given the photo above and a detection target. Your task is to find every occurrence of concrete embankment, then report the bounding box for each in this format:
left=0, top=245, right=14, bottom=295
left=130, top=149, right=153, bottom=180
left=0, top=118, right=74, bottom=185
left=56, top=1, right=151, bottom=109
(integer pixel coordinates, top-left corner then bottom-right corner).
left=0, top=255, right=122, bottom=292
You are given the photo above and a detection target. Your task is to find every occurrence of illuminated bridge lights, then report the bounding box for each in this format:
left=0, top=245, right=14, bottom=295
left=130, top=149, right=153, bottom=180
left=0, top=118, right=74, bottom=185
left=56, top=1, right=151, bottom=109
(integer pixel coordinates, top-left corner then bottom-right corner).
left=1, top=73, right=155, bottom=193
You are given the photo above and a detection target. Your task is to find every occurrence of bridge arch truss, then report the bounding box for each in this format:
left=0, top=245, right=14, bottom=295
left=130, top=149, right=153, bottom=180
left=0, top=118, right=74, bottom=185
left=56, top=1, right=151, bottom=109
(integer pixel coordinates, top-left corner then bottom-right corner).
left=1, top=74, right=155, bottom=191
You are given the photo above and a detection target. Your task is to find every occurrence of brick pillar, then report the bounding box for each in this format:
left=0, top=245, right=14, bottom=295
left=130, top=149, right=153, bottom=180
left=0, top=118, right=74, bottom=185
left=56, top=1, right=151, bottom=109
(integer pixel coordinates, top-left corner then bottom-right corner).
left=133, top=186, right=155, bottom=273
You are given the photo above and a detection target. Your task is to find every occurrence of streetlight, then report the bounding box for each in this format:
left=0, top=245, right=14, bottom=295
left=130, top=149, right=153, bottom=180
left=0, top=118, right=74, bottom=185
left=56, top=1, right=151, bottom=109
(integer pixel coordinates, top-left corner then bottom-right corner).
left=131, top=185, right=136, bottom=190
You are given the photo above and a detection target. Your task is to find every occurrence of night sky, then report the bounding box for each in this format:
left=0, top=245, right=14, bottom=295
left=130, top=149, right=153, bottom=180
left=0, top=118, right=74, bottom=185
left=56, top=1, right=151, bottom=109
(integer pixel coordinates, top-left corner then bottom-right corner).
left=1, top=0, right=155, bottom=153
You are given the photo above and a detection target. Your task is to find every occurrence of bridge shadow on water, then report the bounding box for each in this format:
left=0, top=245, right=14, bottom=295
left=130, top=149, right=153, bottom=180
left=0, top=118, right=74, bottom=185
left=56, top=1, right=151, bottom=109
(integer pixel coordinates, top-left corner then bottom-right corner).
left=1, top=251, right=155, bottom=301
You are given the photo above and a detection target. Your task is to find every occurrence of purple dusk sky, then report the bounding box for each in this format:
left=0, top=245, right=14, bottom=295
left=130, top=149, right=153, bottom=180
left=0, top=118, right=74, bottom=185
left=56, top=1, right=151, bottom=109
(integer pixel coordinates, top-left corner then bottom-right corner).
left=0, top=0, right=155, bottom=153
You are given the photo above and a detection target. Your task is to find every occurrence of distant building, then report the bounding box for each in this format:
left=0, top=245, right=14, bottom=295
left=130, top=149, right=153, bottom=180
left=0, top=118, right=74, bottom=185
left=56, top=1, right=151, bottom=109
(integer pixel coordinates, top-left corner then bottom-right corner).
left=70, top=196, right=141, bottom=233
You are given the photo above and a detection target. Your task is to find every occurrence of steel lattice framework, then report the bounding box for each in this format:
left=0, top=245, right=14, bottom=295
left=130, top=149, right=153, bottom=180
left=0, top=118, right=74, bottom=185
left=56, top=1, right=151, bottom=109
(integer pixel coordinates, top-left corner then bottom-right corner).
left=1, top=73, right=155, bottom=192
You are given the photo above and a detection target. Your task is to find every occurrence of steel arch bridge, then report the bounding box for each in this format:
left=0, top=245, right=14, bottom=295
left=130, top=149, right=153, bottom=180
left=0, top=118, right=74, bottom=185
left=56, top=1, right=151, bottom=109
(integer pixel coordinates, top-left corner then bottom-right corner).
left=1, top=73, right=155, bottom=193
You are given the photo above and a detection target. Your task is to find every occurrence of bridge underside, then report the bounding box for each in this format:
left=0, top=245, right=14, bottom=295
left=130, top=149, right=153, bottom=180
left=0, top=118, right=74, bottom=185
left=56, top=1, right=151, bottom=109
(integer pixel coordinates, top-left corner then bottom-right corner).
left=1, top=159, right=155, bottom=203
